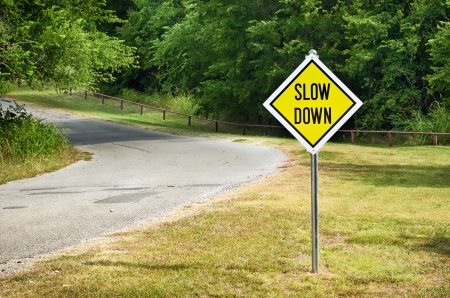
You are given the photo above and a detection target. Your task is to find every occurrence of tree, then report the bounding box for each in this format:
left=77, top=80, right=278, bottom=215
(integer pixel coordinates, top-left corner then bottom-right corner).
left=0, top=0, right=135, bottom=95
left=118, top=0, right=450, bottom=130
left=428, top=20, right=450, bottom=107
left=340, top=0, right=449, bottom=129
left=97, top=0, right=185, bottom=95
left=152, top=0, right=282, bottom=119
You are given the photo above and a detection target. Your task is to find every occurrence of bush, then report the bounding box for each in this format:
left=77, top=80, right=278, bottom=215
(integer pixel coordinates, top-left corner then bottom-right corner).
left=0, top=102, right=70, bottom=161
left=406, top=103, right=450, bottom=132
left=120, top=88, right=198, bottom=115
left=403, top=103, right=450, bottom=145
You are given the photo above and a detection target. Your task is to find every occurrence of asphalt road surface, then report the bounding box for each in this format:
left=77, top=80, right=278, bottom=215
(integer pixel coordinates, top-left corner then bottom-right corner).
left=0, top=99, right=285, bottom=269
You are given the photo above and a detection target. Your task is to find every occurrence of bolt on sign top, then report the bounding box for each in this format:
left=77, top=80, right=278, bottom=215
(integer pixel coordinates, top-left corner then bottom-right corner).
left=264, top=51, right=363, bottom=154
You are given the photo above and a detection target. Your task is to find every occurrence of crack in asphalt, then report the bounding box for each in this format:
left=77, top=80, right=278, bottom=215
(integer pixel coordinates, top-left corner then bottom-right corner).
left=111, top=142, right=153, bottom=153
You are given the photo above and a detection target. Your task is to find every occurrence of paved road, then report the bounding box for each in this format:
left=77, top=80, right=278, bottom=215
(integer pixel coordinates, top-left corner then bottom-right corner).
left=0, top=99, right=285, bottom=267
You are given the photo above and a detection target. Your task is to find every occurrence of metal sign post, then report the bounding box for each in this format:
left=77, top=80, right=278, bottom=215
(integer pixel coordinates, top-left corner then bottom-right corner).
left=311, top=152, right=319, bottom=273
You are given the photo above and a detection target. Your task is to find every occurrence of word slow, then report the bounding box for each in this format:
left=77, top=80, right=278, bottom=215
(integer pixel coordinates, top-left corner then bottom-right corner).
left=294, top=83, right=330, bottom=100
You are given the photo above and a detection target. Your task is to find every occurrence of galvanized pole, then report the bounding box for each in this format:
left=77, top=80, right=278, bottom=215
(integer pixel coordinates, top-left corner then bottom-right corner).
left=307, top=49, right=320, bottom=274
left=311, top=152, right=319, bottom=273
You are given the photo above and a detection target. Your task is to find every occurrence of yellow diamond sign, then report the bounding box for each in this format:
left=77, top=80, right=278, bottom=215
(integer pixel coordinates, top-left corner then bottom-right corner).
left=264, top=52, right=363, bottom=154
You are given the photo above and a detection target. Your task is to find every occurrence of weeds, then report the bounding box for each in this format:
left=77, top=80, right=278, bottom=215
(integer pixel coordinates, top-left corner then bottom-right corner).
left=0, top=102, right=69, bottom=162
left=400, top=102, right=450, bottom=145
left=120, top=88, right=198, bottom=115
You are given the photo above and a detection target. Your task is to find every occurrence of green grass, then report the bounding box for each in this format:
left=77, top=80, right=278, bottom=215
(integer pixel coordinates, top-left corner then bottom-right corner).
left=402, top=102, right=450, bottom=145
left=0, top=87, right=449, bottom=297
left=0, top=147, right=89, bottom=184
left=120, top=88, right=199, bottom=115
left=4, top=87, right=277, bottom=138
left=0, top=100, right=87, bottom=184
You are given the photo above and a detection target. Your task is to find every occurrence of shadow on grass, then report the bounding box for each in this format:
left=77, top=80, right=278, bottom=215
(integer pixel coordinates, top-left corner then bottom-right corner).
left=83, top=260, right=285, bottom=273
left=346, top=217, right=450, bottom=256
left=348, top=233, right=450, bottom=256
left=85, top=260, right=191, bottom=271
left=419, top=234, right=450, bottom=256
left=321, top=163, right=450, bottom=188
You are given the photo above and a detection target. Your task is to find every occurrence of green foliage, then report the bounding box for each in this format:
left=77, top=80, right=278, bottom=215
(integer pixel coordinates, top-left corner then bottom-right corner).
left=428, top=20, right=450, bottom=107
left=341, top=0, right=449, bottom=130
left=402, top=103, right=450, bottom=144
left=6, top=0, right=448, bottom=131
left=0, top=0, right=136, bottom=95
left=405, top=103, right=450, bottom=133
left=171, top=93, right=198, bottom=114
left=99, top=0, right=137, bottom=37
left=115, top=0, right=450, bottom=130
left=0, top=102, right=69, bottom=161
left=120, top=88, right=198, bottom=114
left=152, top=0, right=282, bottom=120
left=99, top=0, right=185, bottom=95
left=120, top=88, right=173, bottom=108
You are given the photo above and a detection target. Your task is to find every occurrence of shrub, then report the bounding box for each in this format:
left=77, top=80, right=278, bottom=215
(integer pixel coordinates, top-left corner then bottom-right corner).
left=403, top=103, right=450, bottom=145
left=0, top=102, right=70, bottom=161
left=120, top=88, right=198, bottom=114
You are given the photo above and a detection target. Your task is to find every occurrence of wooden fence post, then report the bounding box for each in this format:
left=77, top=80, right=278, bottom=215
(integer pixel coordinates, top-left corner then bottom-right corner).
left=351, top=130, right=355, bottom=145
left=84, top=90, right=87, bottom=100
left=433, top=134, right=438, bottom=146
left=389, top=132, right=393, bottom=147
left=140, top=105, right=144, bottom=115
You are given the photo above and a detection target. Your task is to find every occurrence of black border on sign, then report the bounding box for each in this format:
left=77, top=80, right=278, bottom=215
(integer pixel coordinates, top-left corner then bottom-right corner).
left=269, top=60, right=357, bottom=148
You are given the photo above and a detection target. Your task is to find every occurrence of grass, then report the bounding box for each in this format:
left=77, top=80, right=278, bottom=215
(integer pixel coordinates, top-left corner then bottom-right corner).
left=0, top=87, right=449, bottom=297
left=0, top=147, right=90, bottom=184
left=3, top=87, right=277, bottom=139
left=119, top=88, right=199, bottom=115
left=402, top=102, right=450, bottom=145
left=0, top=100, right=88, bottom=184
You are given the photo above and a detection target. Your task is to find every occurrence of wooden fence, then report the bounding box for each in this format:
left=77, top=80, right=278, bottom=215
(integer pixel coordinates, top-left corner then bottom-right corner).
left=74, top=88, right=450, bottom=147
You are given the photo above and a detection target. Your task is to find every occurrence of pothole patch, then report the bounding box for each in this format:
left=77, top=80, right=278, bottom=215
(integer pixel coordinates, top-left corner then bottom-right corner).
left=185, top=184, right=224, bottom=187
left=3, top=206, right=28, bottom=210
left=95, top=192, right=158, bottom=204
left=29, top=192, right=82, bottom=195
left=103, top=187, right=148, bottom=192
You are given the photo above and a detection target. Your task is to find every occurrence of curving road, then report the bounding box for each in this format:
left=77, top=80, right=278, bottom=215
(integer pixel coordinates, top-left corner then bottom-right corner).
left=0, top=99, right=285, bottom=268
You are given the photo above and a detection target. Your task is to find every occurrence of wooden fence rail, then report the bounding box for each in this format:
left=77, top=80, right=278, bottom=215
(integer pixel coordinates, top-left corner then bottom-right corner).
left=77, top=89, right=450, bottom=146
left=339, top=130, right=450, bottom=147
